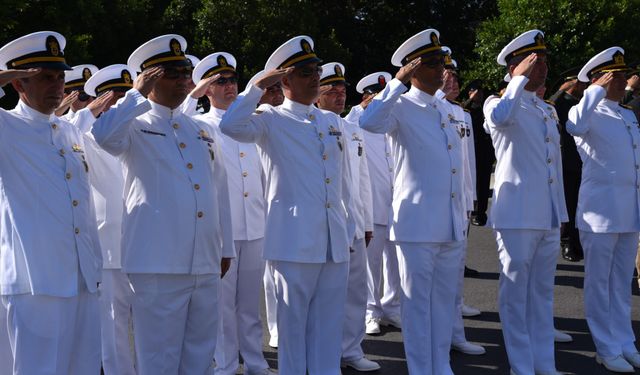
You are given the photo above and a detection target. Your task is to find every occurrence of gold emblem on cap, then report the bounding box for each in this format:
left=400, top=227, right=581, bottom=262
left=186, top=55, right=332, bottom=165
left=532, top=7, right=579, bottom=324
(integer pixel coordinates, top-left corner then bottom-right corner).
left=301, top=39, right=313, bottom=54
left=613, top=51, right=625, bottom=65
left=430, top=32, right=440, bottom=46
left=82, top=68, right=92, bottom=81
left=334, top=65, right=343, bottom=77
left=535, top=33, right=545, bottom=46
left=46, top=35, right=60, bottom=56
left=170, top=38, right=182, bottom=56
left=122, top=70, right=132, bottom=84
left=218, top=55, right=228, bottom=67
left=444, top=54, right=453, bottom=65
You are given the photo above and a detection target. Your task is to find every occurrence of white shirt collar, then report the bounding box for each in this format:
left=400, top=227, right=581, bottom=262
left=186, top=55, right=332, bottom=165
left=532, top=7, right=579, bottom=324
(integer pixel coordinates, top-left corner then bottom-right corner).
left=15, top=100, right=55, bottom=122
left=601, top=98, right=619, bottom=108
left=149, top=100, right=179, bottom=119
left=281, top=97, right=314, bottom=115
left=406, top=86, right=437, bottom=105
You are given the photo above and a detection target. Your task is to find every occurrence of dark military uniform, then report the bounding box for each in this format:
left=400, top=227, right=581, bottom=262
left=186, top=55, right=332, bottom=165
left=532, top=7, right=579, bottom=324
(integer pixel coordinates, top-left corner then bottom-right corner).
left=467, top=100, right=494, bottom=225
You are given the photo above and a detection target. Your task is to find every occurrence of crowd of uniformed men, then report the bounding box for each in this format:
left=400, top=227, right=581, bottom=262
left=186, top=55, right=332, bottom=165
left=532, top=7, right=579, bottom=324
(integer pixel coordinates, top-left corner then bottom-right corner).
left=0, top=26, right=638, bottom=375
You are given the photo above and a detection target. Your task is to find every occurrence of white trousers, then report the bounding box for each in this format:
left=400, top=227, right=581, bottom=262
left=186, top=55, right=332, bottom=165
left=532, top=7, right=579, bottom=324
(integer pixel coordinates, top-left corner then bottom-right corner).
left=2, top=285, right=101, bottom=375
left=495, top=228, right=559, bottom=375
left=272, top=260, right=349, bottom=375
left=396, top=240, right=464, bottom=375
left=215, top=239, right=268, bottom=375
left=451, top=238, right=469, bottom=345
left=366, top=224, right=401, bottom=319
left=342, top=237, right=368, bottom=361
left=128, top=273, right=219, bottom=375
left=580, top=231, right=639, bottom=358
left=263, top=261, right=278, bottom=343
left=0, top=302, right=13, bottom=375
left=99, top=269, right=136, bottom=375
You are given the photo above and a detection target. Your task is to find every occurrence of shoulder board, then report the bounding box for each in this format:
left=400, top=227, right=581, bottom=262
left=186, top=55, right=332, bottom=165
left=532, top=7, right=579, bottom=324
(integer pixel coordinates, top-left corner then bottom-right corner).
left=446, top=99, right=462, bottom=107
left=544, top=100, right=555, bottom=106
left=463, top=108, right=470, bottom=113
left=620, top=103, right=634, bottom=110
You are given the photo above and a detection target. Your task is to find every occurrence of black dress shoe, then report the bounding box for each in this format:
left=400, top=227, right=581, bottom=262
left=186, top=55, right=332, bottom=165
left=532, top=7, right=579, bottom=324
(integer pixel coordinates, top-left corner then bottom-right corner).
left=464, top=266, right=479, bottom=277
left=561, top=244, right=583, bottom=262
left=471, top=212, right=487, bottom=226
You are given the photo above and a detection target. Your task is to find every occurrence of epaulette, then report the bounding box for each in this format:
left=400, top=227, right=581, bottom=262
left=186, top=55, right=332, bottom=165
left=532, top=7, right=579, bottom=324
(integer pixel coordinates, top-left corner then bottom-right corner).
left=446, top=99, right=462, bottom=108
left=620, top=103, right=634, bottom=110
left=462, top=107, right=470, bottom=113
left=544, top=99, right=555, bottom=106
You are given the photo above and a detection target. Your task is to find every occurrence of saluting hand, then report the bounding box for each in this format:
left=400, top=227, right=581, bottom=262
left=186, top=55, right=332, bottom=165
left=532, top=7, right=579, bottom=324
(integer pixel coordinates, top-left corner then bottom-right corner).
left=512, top=53, right=538, bottom=78
left=594, top=72, right=614, bottom=92
left=189, top=74, right=220, bottom=99
left=255, top=68, right=292, bottom=90
left=360, top=93, right=375, bottom=109
left=134, top=66, right=164, bottom=97
left=88, top=91, right=116, bottom=117
left=54, top=91, right=79, bottom=117
left=0, top=68, right=41, bottom=88
left=396, top=57, right=421, bottom=85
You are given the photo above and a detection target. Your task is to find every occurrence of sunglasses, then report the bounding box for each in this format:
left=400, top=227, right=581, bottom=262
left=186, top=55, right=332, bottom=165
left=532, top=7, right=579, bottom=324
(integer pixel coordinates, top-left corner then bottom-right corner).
left=296, top=66, right=323, bottom=77
left=421, top=57, right=445, bottom=68
left=163, top=67, right=193, bottom=79
left=215, top=76, right=238, bottom=85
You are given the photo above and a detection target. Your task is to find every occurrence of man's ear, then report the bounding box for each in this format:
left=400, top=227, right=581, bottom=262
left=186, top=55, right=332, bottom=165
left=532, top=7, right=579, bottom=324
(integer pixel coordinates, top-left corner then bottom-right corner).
left=281, top=75, right=291, bottom=90
left=11, top=78, right=25, bottom=94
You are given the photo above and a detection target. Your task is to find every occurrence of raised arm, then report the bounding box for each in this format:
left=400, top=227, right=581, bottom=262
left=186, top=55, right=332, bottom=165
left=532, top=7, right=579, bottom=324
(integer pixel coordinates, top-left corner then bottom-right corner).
left=566, top=74, right=611, bottom=136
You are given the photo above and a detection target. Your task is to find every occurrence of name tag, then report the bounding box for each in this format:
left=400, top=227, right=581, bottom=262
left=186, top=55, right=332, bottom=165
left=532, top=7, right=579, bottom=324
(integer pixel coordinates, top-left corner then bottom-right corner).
left=140, top=129, right=166, bottom=137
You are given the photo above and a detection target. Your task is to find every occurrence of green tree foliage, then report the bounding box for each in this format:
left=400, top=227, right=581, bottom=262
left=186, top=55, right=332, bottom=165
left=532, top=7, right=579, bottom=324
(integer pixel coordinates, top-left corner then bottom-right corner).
left=468, top=0, right=640, bottom=92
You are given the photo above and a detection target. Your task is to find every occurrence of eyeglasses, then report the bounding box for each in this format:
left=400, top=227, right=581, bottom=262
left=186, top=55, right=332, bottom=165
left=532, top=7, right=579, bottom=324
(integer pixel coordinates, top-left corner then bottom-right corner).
left=296, top=66, right=323, bottom=77
left=215, top=76, right=238, bottom=85
left=163, top=67, right=193, bottom=79
left=421, top=57, right=445, bottom=68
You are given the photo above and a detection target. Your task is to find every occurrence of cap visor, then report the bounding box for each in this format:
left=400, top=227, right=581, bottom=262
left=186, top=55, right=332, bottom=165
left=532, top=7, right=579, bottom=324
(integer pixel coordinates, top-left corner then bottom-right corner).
left=20, top=61, right=73, bottom=70
left=292, top=56, right=322, bottom=68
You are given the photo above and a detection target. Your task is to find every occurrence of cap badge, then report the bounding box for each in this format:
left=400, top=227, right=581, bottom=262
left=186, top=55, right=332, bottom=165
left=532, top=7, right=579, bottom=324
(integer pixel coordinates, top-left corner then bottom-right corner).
left=535, top=33, right=545, bottom=46
left=122, top=70, right=132, bottom=84
left=170, top=38, right=182, bottom=56
left=301, top=39, right=313, bottom=54
left=613, top=51, right=625, bottom=65
left=430, top=32, right=440, bottom=46
left=218, top=55, right=228, bottom=67
left=82, top=68, right=92, bottom=81
left=334, top=65, right=343, bottom=77
left=46, top=35, right=60, bottom=56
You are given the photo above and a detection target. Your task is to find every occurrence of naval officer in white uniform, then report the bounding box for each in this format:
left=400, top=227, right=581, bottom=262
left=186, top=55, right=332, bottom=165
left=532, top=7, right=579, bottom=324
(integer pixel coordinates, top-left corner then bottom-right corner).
left=566, top=47, right=640, bottom=373
left=184, top=52, right=273, bottom=375
left=92, top=34, right=235, bottom=375
left=346, top=72, right=403, bottom=336
left=220, top=35, right=355, bottom=375
left=360, top=28, right=467, bottom=375
left=317, top=62, right=379, bottom=372
left=0, top=31, right=103, bottom=375
left=484, top=30, right=567, bottom=375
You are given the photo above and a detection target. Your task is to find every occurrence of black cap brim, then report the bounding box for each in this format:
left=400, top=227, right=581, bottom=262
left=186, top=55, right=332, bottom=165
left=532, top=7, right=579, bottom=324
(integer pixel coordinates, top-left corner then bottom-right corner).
left=19, top=61, right=72, bottom=70
left=292, top=56, right=322, bottom=68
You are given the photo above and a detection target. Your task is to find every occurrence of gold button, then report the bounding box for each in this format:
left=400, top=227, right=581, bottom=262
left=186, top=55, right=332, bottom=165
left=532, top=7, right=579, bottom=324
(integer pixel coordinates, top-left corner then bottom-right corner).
left=545, top=137, right=550, bottom=143
left=239, top=152, right=245, bottom=157
left=325, top=202, right=331, bottom=208
left=51, top=123, right=58, bottom=130
left=451, top=193, right=456, bottom=198
left=243, top=192, right=249, bottom=197
left=544, top=116, right=548, bottom=121
left=179, top=142, right=186, bottom=149
left=72, top=200, right=78, bottom=207
left=59, top=149, right=65, bottom=156
left=325, top=178, right=331, bottom=184
left=65, top=172, right=72, bottom=179
left=187, top=163, right=193, bottom=169
left=319, top=132, right=324, bottom=139
left=309, top=114, right=315, bottom=120
left=441, top=124, right=446, bottom=129
left=173, top=123, right=179, bottom=129
left=451, top=168, right=456, bottom=174
left=628, top=125, right=632, bottom=129
left=74, top=228, right=80, bottom=234
left=194, top=184, right=200, bottom=190
left=322, top=154, right=328, bottom=160
left=242, top=171, right=248, bottom=177
left=549, top=178, right=554, bottom=184
left=547, top=158, right=552, bottom=163
left=447, top=144, right=452, bottom=150
left=197, top=211, right=204, bottom=218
